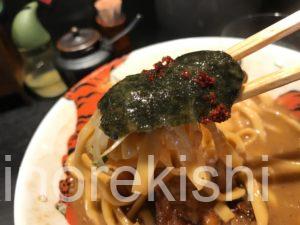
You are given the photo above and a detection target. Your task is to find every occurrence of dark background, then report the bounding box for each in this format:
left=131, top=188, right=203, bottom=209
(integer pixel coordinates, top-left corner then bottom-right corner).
left=1, top=0, right=300, bottom=43
left=0, top=0, right=299, bottom=224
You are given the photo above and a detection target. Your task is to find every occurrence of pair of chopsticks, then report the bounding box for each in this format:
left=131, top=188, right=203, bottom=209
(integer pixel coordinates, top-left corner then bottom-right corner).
left=225, top=10, right=300, bottom=102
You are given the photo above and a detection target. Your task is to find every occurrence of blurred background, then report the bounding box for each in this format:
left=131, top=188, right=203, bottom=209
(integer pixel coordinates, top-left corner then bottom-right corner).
left=0, top=0, right=299, bottom=224
left=0, top=0, right=300, bottom=110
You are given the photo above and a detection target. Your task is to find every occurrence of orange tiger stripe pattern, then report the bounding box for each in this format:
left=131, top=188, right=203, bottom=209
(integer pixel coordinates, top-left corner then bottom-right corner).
left=64, top=56, right=127, bottom=160
left=61, top=56, right=127, bottom=225
left=276, top=90, right=300, bottom=119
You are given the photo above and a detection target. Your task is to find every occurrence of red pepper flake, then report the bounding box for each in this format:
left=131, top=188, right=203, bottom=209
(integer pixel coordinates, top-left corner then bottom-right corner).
left=148, top=74, right=155, bottom=81
left=181, top=70, right=190, bottom=79
left=162, top=56, right=174, bottom=65
left=201, top=117, right=211, bottom=124
left=142, top=69, right=155, bottom=81
left=193, top=71, right=215, bottom=88
left=203, top=92, right=217, bottom=104
left=208, top=104, right=230, bottom=122
left=154, top=61, right=163, bottom=71
left=200, top=104, right=230, bottom=124
left=142, top=69, right=151, bottom=75
left=59, top=173, right=76, bottom=197
left=143, top=56, right=173, bottom=81
left=59, top=180, right=69, bottom=194
left=157, top=70, right=166, bottom=79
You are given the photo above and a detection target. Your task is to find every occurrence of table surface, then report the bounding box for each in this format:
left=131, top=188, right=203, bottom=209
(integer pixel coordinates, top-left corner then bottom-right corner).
left=0, top=99, right=56, bottom=224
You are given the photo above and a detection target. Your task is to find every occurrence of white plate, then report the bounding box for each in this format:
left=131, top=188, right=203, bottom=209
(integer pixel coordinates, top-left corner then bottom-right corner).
left=14, top=37, right=300, bottom=225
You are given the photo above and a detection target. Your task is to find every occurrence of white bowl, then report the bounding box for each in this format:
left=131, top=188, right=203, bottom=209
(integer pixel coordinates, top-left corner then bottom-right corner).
left=14, top=37, right=300, bottom=225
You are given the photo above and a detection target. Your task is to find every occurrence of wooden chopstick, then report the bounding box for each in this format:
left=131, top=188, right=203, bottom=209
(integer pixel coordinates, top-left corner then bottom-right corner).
left=226, top=10, right=300, bottom=60
left=237, top=65, right=300, bottom=102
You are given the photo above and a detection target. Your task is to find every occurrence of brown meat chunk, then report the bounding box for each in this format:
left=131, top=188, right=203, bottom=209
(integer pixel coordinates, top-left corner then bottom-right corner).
left=155, top=177, right=220, bottom=225
left=230, top=201, right=256, bottom=225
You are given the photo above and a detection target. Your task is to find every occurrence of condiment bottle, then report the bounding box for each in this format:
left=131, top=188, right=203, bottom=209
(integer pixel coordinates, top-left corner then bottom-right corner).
left=95, top=0, right=131, bottom=56
left=11, top=1, right=67, bottom=98
left=54, top=27, right=112, bottom=87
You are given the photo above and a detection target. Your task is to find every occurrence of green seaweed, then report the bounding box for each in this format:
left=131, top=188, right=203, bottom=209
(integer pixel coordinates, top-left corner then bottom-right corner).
left=98, top=51, right=245, bottom=139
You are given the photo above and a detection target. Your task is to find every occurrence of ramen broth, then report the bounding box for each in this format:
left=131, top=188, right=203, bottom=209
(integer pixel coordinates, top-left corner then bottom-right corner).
left=220, top=99, right=300, bottom=225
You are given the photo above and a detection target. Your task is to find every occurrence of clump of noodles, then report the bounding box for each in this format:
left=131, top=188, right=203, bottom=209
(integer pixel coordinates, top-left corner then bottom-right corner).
left=66, top=94, right=300, bottom=225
